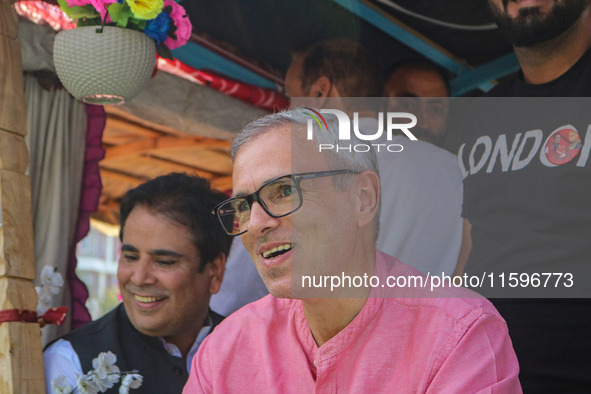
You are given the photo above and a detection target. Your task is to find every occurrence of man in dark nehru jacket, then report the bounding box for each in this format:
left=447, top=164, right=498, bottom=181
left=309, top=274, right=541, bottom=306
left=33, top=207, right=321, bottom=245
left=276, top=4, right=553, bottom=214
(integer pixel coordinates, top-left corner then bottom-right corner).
left=455, top=0, right=591, bottom=391
left=44, top=173, right=232, bottom=393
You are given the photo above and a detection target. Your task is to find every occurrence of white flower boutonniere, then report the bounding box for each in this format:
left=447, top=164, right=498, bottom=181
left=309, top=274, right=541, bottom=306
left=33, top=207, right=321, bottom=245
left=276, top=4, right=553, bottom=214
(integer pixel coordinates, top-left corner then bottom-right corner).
left=51, top=351, right=143, bottom=394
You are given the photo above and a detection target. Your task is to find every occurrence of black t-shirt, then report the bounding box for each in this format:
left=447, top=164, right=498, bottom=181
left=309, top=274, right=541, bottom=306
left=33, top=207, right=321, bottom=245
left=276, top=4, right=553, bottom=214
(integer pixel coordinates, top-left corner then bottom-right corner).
left=459, top=98, right=591, bottom=290
left=458, top=48, right=591, bottom=391
left=485, top=47, right=591, bottom=97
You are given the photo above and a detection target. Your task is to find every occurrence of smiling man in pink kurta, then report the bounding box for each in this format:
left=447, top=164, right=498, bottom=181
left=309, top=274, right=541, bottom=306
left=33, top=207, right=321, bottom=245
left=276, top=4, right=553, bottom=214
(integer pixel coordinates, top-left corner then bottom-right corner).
left=184, top=108, right=521, bottom=393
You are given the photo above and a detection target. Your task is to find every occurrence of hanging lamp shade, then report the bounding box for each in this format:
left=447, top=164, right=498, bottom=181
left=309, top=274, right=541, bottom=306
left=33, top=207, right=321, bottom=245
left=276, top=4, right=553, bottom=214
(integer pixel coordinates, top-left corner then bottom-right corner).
left=53, top=26, right=156, bottom=105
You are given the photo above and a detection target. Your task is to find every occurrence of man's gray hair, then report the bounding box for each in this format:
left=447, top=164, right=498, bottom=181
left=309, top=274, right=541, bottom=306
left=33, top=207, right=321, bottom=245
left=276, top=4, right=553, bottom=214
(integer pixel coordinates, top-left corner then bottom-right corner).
left=230, top=107, right=379, bottom=177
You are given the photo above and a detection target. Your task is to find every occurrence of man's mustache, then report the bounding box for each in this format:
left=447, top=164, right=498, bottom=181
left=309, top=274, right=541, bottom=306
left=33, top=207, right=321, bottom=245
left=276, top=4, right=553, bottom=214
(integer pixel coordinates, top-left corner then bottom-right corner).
left=124, top=285, right=168, bottom=298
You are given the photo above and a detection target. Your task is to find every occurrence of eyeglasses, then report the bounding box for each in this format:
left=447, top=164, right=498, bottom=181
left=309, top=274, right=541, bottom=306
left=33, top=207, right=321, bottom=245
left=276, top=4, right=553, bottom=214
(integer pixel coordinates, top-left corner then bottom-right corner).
left=212, top=170, right=356, bottom=236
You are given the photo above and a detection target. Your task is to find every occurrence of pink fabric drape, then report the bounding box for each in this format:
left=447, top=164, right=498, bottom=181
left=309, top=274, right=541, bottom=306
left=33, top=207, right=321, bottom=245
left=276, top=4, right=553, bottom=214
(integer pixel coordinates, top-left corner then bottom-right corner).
left=67, top=104, right=106, bottom=329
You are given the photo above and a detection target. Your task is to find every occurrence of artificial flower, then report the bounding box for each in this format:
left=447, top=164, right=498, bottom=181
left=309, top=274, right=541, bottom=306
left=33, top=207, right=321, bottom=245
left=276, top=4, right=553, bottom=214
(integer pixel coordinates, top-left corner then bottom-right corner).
left=144, top=11, right=170, bottom=45
left=57, top=0, right=98, bottom=20
left=36, top=266, right=65, bottom=315
left=53, top=356, right=143, bottom=393
left=76, top=375, right=100, bottom=394
left=35, top=285, right=53, bottom=302
left=65, top=0, right=92, bottom=6
left=51, top=375, right=73, bottom=394
left=89, top=0, right=119, bottom=21
left=124, top=374, right=143, bottom=389
left=125, top=0, right=163, bottom=20
left=35, top=285, right=53, bottom=315
left=39, top=266, right=64, bottom=294
left=60, top=0, right=117, bottom=22
left=162, top=0, right=191, bottom=50
left=92, top=351, right=121, bottom=384
left=87, top=371, right=114, bottom=392
left=119, top=374, right=143, bottom=394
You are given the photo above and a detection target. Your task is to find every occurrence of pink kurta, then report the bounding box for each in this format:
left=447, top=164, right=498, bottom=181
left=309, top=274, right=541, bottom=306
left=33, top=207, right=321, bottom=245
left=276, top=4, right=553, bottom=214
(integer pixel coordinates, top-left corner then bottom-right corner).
left=184, top=251, right=521, bottom=393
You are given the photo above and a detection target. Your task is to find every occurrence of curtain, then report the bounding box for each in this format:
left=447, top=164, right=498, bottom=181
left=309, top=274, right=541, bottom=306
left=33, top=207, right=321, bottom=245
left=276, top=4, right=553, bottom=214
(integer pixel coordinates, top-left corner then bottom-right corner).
left=67, top=104, right=105, bottom=331
left=24, top=74, right=87, bottom=345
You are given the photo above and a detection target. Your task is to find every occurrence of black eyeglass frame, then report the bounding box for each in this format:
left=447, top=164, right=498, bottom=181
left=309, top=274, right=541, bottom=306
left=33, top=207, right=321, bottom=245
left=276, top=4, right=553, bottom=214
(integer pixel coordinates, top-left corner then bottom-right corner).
left=212, top=169, right=357, bottom=236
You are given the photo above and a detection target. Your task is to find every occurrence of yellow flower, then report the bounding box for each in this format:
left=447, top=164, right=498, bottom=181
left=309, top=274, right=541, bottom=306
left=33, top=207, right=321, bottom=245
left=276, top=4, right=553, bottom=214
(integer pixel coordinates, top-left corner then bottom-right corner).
left=125, top=0, right=163, bottom=20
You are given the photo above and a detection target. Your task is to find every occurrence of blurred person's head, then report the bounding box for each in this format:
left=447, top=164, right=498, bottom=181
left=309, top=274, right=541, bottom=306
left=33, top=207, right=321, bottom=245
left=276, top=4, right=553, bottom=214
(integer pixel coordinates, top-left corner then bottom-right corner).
left=384, top=59, right=450, bottom=146
left=284, top=39, right=382, bottom=111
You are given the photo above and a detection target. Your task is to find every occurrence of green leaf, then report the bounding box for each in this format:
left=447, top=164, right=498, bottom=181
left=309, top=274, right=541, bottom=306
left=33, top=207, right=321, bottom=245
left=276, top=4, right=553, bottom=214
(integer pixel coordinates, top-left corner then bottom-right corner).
left=129, top=17, right=147, bottom=30
left=107, top=3, right=132, bottom=28
left=156, top=44, right=173, bottom=60
left=167, top=21, right=177, bottom=39
left=76, top=17, right=102, bottom=27
left=57, top=0, right=99, bottom=20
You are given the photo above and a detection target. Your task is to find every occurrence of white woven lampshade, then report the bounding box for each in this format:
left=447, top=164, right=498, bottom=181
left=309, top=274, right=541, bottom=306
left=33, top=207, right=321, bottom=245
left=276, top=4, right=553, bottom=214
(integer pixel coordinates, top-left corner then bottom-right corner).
left=53, top=26, right=156, bottom=105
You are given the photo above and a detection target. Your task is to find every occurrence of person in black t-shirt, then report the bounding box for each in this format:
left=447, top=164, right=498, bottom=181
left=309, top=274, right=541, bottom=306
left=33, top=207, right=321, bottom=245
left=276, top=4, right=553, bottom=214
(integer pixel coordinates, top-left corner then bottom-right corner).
left=455, top=0, right=591, bottom=392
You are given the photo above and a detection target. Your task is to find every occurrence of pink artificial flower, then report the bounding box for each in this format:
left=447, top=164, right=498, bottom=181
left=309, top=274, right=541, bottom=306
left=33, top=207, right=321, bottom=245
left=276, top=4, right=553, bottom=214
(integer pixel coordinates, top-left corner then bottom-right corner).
left=64, top=0, right=93, bottom=6
left=66, top=0, right=118, bottom=22
left=90, top=0, right=119, bottom=22
left=163, top=0, right=192, bottom=50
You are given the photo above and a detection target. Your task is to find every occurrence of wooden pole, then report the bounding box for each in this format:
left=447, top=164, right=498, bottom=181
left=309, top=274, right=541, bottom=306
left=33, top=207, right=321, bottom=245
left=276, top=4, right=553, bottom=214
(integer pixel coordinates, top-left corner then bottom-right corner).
left=0, top=2, right=46, bottom=392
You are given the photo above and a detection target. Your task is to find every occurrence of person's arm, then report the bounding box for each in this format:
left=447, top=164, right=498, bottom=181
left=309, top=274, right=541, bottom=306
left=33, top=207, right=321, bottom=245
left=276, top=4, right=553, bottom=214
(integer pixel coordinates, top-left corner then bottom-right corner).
left=43, top=339, right=84, bottom=392
left=453, top=219, right=472, bottom=276
left=427, top=310, right=522, bottom=393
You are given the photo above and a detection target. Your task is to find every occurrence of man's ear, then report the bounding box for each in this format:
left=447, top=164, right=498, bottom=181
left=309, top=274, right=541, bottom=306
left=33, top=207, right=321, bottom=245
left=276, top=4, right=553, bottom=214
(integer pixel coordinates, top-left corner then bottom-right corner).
left=355, top=170, right=381, bottom=229
left=308, top=75, right=332, bottom=98
left=207, top=252, right=226, bottom=295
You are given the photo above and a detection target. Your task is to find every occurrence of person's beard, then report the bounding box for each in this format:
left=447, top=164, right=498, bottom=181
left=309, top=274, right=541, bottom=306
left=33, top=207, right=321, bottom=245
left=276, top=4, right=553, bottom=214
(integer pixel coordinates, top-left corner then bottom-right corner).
left=489, top=0, right=588, bottom=47
left=412, top=127, right=446, bottom=147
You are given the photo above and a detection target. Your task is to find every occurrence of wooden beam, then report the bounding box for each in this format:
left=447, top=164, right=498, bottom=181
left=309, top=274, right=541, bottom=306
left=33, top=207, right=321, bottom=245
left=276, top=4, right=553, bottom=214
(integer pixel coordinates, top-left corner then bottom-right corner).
left=0, top=5, right=45, bottom=392
left=0, top=130, right=29, bottom=173
left=104, top=136, right=230, bottom=160
left=0, top=277, right=44, bottom=393
left=104, top=139, right=160, bottom=160
left=99, top=169, right=145, bottom=200
left=93, top=200, right=122, bottom=227
left=0, top=1, right=18, bottom=39
left=105, top=106, right=185, bottom=137
left=154, top=136, right=231, bottom=150
left=104, top=116, right=164, bottom=142
left=100, top=169, right=146, bottom=185
left=102, top=155, right=218, bottom=180
left=337, top=0, right=471, bottom=74
left=149, top=148, right=232, bottom=175
left=0, top=171, right=35, bottom=279
left=0, top=30, right=26, bottom=137
left=211, top=176, right=233, bottom=193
